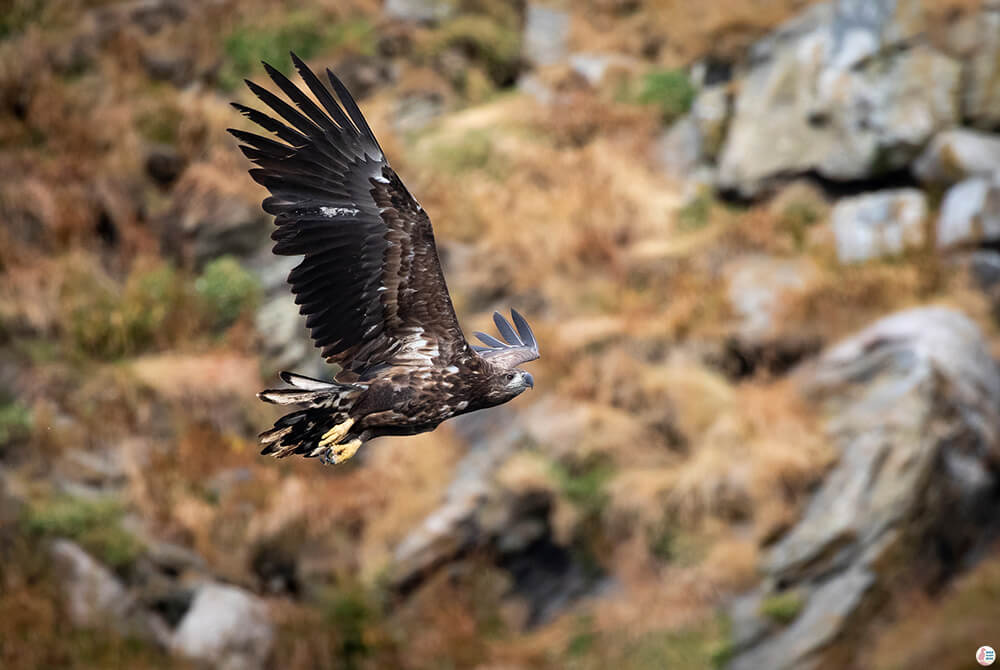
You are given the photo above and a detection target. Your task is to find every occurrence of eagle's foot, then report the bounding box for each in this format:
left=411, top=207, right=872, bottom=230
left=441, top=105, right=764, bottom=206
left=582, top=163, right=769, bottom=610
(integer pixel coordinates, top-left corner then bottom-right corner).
left=319, top=417, right=355, bottom=448
left=321, top=438, right=362, bottom=465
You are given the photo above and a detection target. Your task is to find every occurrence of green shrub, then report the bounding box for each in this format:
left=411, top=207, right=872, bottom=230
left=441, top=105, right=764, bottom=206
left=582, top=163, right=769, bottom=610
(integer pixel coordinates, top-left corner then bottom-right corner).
left=637, top=69, right=696, bottom=124
left=23, top=495, right=143, bottom=572
left=195, top=256, right=260, bottom=331
left=66, top=264, right=184, bottom=360
left=759, top=590, right=804, bottom=625
left=321, top=585, right=374, bottom=668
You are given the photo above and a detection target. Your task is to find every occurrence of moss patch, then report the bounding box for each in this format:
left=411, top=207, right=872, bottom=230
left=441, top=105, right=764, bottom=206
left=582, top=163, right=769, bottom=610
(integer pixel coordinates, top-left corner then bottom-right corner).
left=759, top=590, right=805, bottom=625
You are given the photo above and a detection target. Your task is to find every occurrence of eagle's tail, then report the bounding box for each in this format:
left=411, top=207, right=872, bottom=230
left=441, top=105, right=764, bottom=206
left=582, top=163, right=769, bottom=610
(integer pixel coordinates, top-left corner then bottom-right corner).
left=257, top=372, right=364, bottom=459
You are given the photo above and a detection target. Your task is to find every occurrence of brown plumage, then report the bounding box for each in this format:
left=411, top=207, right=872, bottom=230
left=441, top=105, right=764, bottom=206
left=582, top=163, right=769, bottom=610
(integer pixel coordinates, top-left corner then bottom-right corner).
left=229, top=53, right=539, bottom=464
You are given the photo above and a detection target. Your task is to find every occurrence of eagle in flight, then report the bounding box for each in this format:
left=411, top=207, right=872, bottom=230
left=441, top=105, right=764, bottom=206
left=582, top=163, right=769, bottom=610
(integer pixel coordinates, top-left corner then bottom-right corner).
left=229, top=54, right=539, bottom=465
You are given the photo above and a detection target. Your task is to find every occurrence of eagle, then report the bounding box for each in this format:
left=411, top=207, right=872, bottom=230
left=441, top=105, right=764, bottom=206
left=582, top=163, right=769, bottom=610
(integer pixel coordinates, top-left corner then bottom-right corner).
left=229, top=54, right=539, bottom=465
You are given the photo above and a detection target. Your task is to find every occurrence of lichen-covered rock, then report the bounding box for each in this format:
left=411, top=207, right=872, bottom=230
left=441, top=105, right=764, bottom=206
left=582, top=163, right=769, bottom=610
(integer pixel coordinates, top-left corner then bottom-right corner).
left=913, top=129, right=1000, bottom=185
left=726, top=307, right=1000, bottom=670
left=831, top=189, right=927, bottom=263
left=936, top=174, right=1000, bottom=249
left=171, top=583, right=274, bottom=670
left=717, top=1, right=960, bottom=196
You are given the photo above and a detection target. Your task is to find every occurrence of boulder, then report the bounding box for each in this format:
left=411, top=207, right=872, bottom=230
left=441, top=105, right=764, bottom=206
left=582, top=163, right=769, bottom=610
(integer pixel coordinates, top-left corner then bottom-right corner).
left=726, top=307, right=1000, bottom=670
left=162, top=163, right=269, bottom=268
left=51, top=539, right=169, bottom=643
left=523, top=5, right=570, bottom=67
left=717, top=1, right=961, bottom=196
left=913, top=129, right=1000, bottom=185
left=171, top=583, right=274, bottom=670
left=936, top=174, right=1000, bottom=249
left=830, top=189, right=927, bottom=263
left=51, top=539, right=132, bottom=628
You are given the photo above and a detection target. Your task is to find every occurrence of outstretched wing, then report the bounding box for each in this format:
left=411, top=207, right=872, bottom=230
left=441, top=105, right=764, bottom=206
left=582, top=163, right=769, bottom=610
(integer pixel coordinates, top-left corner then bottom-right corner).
left=229, top=53, right=468, bottom=379
left=473, top=310, right=540, bottom=369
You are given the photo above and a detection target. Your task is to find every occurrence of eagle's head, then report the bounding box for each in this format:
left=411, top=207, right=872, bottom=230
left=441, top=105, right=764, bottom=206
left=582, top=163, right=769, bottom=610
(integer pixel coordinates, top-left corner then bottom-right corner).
left=487, top=368, right=534, bottom=403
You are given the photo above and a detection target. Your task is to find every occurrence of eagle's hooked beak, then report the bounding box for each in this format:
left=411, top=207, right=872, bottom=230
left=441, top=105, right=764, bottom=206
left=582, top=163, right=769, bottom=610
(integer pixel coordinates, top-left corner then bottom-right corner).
left=524, top=372, right=534, bottom=389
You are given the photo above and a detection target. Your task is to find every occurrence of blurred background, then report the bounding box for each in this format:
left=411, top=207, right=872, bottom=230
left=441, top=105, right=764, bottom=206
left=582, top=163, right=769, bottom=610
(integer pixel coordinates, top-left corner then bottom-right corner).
left=1, top=0, right=999, bottom=668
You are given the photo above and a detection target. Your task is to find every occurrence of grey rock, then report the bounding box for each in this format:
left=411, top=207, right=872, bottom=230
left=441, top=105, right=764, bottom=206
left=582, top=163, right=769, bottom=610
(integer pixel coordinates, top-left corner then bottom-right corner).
left=831, top=188, right=927, bottom=263
left=51, top=540, right=170, bottom=644
left=171, top=583, right=274, bottom=670
left=384, top=0, right=453, bottom=23
left=968, top=250, right=1000, bottom=290
left=730, top=569, right=875, bottom=670
left=655, top=117, right=702, bottom=180
left=523, top=5, right=570, bottom=67
left=914, top=129, right=1000, bottom=185
left=51, top=539, right=132, bottom=627
left=252, top=254, right=325, bottom=377
left=936, top=174, right=1000, bottom=249
left=392, top=406, right=524, bottom=585
left=727, top=307, right=1000, bottom=669
left=718, top=0, right=961, bottom=196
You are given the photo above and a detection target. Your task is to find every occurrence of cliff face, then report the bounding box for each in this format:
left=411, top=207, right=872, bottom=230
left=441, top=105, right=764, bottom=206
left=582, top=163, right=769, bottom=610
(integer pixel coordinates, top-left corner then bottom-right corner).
left=2, top=1, right=999, bottom=668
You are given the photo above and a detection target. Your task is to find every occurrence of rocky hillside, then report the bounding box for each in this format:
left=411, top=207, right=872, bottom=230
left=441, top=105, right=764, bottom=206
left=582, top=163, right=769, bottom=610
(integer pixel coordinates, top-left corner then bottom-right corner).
left=1, top=0, right=999, bottom=668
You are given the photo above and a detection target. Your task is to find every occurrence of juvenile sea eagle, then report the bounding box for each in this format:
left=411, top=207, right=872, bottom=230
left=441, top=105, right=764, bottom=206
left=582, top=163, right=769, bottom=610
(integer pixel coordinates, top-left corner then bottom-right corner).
left=229, top=54, right=539, bottom=464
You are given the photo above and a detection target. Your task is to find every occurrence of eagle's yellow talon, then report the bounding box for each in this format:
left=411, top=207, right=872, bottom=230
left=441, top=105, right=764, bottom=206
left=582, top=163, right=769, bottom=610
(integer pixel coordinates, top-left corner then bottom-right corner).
left=330, top=439, right=362, bottom=464
left=319, top=417, right=355, bottom=447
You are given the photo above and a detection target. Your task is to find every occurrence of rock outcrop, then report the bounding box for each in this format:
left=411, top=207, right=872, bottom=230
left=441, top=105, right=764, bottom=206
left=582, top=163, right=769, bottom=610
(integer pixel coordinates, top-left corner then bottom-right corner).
left=726, top=307, right=1000, bottom=670
left=716, top=1, right=961, bottom=196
